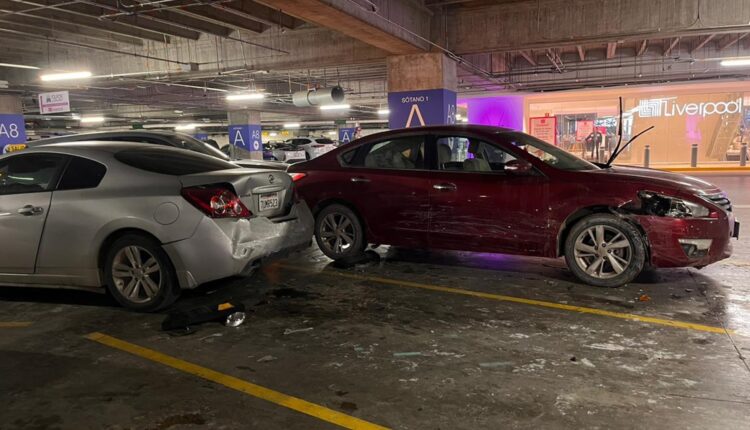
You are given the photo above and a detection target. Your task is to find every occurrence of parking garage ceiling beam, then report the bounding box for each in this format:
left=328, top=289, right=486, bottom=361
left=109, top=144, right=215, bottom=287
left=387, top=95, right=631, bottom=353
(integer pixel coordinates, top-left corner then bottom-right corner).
left=518, top=50, right=536, bottom=66
left=636, top=39, right=648, bottom=56
left=209, top=1, right=303, bottom=29
left=664, top=37, right=680, bottom=56
left=606, top=42, right=617, bottom=59
left=691, top=34, right=716, bottom=54
left=445, top=0, right=750, bottom=54
left=54, top=1, right=202, bottom=39
left=254, top=0, right=429, bottom=54
left=4, top=0, right=201, bottom=40
left=0, top=0, right=170, bottom=42
left=83, top=0, right=234, bottom=38
left=718, top=33, right=749, bottom=51
left=172, top=5, right=267, bottom=34
left=576, top=45, right=585, bottom=62
left=0, top=14, right=143, bottom=46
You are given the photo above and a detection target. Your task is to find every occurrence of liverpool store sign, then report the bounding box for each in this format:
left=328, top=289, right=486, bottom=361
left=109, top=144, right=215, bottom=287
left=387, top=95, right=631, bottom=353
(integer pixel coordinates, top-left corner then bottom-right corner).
left=636, top=97, right=743, bottom=118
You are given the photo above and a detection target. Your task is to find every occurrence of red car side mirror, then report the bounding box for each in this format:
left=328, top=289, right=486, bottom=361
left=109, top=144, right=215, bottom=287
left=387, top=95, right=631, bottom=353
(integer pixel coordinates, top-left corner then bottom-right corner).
left=505, top=159, right=534, bottom=175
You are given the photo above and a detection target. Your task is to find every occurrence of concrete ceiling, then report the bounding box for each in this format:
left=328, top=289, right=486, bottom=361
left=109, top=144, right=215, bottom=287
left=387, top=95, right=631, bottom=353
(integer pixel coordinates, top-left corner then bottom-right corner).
left=3, top=0, right=750, bottom=133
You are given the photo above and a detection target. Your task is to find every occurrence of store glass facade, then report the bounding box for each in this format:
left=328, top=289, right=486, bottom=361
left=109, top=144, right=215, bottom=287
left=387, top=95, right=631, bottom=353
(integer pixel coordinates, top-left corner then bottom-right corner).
left=524, top=82, right=750, bottom=167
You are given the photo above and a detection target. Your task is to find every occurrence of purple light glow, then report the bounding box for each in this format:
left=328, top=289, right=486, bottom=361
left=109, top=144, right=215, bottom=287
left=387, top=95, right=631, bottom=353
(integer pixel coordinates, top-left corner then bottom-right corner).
left=460, top=96, right=525, bottom=130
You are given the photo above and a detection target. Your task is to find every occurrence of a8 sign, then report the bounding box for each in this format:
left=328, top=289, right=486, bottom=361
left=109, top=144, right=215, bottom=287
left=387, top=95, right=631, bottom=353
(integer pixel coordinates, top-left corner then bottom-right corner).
left=0, top=114, right=27, bottom=153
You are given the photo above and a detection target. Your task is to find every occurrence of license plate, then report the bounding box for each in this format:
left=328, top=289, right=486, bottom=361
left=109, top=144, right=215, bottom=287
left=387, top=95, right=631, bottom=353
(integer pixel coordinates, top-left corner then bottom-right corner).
left=285, top=150, right=306, bottom=160
left=734, top=220, right=740, bottom=238
left=259, top=192, right=280, bottom=211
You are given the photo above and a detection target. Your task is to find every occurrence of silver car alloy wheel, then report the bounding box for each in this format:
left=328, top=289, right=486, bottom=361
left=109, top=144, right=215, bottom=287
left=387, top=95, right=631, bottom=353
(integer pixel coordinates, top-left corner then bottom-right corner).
left=319, top=213, right=355, bottom=255
left=112, top=246, right=162, bottom=304
left=573, top=225, right=633, bottom=279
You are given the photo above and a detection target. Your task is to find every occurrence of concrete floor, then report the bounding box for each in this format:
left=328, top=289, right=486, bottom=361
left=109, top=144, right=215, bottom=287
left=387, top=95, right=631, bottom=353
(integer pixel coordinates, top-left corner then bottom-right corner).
left=1, top=174, right=749, bottom=430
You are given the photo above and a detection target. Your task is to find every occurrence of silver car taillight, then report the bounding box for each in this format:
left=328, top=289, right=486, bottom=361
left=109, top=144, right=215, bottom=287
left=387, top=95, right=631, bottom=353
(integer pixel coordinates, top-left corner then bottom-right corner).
left=181, top=185, right=252, bottom=218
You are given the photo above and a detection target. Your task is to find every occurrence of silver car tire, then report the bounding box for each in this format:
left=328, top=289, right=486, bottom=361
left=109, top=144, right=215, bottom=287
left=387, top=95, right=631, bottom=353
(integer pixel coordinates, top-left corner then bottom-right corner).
left=314, top=204, right=366, bottom=261
left=104, top=234, right=180, bottom=312
left=564, top=214, right=646, bottom=288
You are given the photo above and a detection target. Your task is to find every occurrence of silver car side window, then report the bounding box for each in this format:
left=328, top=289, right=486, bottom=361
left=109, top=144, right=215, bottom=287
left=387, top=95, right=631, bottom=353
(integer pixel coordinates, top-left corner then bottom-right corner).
left=0, top=154, right=68, bottom=195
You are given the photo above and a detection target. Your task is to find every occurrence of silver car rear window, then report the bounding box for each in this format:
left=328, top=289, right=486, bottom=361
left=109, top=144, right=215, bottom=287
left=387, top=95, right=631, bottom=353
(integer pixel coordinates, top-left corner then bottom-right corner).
left=114, top=148, right=236, bottom=175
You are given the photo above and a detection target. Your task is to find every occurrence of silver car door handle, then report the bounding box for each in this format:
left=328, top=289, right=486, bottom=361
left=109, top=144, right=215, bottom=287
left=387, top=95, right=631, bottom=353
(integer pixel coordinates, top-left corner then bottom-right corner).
left=433, top=183, right=457, bottom=191
left=18, top=205, right=44, bottom=216
left=351, top=177, right=371, bottom=183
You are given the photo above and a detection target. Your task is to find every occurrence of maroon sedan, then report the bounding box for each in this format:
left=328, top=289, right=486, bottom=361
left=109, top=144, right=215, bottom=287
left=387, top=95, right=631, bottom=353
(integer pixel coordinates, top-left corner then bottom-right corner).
left=288, top=125, right=739, bottom=287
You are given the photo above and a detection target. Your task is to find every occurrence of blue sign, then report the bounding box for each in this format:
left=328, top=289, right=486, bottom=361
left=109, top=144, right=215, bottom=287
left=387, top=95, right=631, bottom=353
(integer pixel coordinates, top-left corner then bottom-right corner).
left=0, top=114, right=27, bottom=153
left=387, top=89, right=457, bottom=129
left=338, top=127, right=356, bottom=144
left=228, top=124, right=262, bottom=152
left=193, top=133, right=209, bottom=141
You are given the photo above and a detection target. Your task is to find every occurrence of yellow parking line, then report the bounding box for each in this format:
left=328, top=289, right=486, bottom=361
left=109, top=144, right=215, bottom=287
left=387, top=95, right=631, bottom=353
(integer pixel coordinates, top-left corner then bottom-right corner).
left=0, top=322, right=33, bottom=328
left=85, top=332, right=389, bottom=430
left=281, top=266, right=731, bottom=335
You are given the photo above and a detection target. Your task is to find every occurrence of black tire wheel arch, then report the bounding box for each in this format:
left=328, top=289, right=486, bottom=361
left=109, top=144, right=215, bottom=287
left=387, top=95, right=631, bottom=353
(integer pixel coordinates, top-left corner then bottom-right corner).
left=563, top=214, right=647, bottom=288
left=314, top=203, right=366, bottom=261
left=104, top=233, right=180, bottom=312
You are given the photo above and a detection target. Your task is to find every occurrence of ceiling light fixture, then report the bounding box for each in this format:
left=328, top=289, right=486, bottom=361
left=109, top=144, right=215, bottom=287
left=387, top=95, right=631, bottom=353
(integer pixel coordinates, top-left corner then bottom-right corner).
left=320, top=104, right=351, bottom=111
left=80, top=116, right=105, bottom=123
left=40, top=71, right=93, bottom=81
left=269, top=132, right=278, bottom=137
left=720, top=58, right=750, bottom=67
left=327, top=131, right=337, bottom=135
left=226, top=93, right=265, bottom=101
left=284, top=123, right=300, bottom=129
left=175, top=123, right=197, bottom=131
left=0, top=63, right=40, bottom=70
left=377, top=108, right=390, bottom=115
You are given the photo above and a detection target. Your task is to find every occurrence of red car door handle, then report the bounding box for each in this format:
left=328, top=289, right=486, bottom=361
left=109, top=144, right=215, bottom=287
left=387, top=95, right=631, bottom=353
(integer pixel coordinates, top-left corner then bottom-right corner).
left=350, top=177, right=371, bottom=183
left=433, top=183, right=457, bottom=191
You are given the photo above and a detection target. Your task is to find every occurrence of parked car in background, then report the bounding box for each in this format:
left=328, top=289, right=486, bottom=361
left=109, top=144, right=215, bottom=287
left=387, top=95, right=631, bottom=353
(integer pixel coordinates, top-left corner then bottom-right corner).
left=220, top=143, right=290, bottom=170
left=269, top=141, right=308, bottom=163
left=32, top=131, right=288, bottom=171
left=289, top=125, right=739, bottom=287
left=0, top=142, right=313, bottom=311
left=281, top=137, right=336, bottom=160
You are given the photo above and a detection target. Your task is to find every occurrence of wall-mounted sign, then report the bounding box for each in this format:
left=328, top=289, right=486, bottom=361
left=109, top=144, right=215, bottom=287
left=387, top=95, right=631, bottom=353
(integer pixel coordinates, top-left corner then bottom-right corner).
left=338, top=127, right=356, bottom=144
left=636, top=97, right=742, bottom=118
left=387, top=89, right=457, bottom=129
left=193, top=133, right=209, bottom=141
left=228, top=124, right=262, bottom=152
left=38, top=91, right=70, bottom=114
left=529, top=116, right=557, bottom=145
left=0, top=114, right=27, bottom=153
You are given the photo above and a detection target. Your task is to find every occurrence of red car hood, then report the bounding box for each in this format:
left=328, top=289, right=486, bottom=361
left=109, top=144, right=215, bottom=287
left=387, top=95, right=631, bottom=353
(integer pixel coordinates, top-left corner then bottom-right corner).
left=590, top=165, right=721, bottom=195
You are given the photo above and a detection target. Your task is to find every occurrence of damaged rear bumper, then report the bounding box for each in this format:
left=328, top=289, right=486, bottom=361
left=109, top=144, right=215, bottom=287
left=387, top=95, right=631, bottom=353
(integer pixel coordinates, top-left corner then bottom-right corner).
left=163, top=201, right=314, bottom=289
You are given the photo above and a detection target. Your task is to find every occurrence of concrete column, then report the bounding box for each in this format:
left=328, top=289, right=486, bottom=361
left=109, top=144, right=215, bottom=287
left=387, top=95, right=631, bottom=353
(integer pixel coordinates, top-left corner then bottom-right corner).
left=227, top=110, right=263, bottom=160
left=386, top=53, right=457, bottom=129
left=0, top=95, right=27, bottom=154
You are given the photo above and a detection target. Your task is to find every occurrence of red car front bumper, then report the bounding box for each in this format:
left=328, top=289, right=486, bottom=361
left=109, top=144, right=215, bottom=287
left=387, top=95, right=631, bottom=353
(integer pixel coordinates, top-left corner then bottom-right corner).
left=637, top=213, right=737, bottom=268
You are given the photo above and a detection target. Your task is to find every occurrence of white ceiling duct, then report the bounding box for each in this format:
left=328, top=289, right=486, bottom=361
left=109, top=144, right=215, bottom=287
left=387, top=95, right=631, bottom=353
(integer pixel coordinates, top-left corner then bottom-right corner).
left=292, top=86, right=345, bottom=107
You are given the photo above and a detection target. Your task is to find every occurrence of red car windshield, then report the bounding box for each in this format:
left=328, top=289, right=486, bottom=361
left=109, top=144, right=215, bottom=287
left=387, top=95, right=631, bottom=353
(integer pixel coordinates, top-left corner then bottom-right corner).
left=499, top=131, right=599, bottom=171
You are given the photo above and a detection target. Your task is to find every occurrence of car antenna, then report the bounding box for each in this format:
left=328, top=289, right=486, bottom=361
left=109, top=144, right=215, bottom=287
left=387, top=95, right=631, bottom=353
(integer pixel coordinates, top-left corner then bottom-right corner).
left=605, top=96, right=655, bottom=167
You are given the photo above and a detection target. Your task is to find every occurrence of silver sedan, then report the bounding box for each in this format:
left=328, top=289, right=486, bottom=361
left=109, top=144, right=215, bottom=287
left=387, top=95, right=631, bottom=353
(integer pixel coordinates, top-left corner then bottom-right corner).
left=0, top=142, right=313, bottom=311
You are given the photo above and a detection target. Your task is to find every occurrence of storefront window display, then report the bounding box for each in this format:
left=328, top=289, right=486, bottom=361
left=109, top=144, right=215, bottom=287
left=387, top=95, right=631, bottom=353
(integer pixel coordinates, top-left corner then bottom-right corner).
left=524, top=82, right=750, bottom=167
